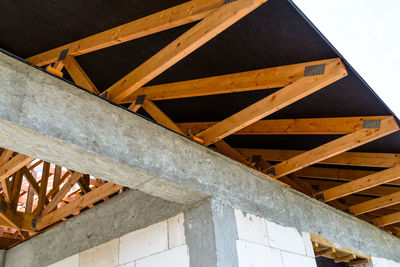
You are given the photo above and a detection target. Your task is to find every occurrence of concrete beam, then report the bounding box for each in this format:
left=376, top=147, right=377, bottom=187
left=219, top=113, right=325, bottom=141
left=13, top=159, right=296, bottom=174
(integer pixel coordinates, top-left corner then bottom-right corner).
left=184, top=199, right=239, bottom=267
left=0, top=51, right=400, bottom=261
left=4, top=190, right=185, bottom=267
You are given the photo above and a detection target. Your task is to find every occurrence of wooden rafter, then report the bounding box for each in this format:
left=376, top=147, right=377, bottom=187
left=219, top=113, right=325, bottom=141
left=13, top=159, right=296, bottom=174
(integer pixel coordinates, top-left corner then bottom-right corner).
left=265, top=116, right=399, bottom=179
left=10, top=170, right=23, bottom=211
left=348, top=190, right=400, bottom=216
left=0, top=154, right=33, bottom=182
left=36, top=183, right=123, bottom=230
left=371, top=212, right=400, bottom=227
left=34, top=162, right=50, bottom=215
left=317, top=165, right=400, bottom=202
left=195, top=58, right=347, bottom=146
left=301, top=178, right=399, bottom=198
left=42, top=172, right=82, bottom=216
left=63, top=56, right=100, bottom=94
left=176, top=116, right=391, bottom=135
left=214, top=140, right=253, bottom=167
left=120, top=59, right=345, bottom=103
left=26, top=0, right=228, bottom=66
left=237, top=148, right=400, bottom=168
left=104, top=0, right=268, bottom=102
left=141, top=99, right=185, bottom=135
left=0, top=154, right=33, bottom=204
left=0, top=149, right=13, bottom=165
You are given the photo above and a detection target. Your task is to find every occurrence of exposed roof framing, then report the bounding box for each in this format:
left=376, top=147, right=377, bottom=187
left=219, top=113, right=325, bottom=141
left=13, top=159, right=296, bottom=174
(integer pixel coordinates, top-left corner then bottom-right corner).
left=2, top=0, right=399, bottom=242
left=311, top=234, right=371, bottom=265
left=0, top=147, right=125, bottom=248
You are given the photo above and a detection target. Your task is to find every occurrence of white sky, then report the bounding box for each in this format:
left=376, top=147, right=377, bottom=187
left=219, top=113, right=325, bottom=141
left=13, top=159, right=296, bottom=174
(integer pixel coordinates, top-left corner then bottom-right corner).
left=293, top=0, right=400, bottom=116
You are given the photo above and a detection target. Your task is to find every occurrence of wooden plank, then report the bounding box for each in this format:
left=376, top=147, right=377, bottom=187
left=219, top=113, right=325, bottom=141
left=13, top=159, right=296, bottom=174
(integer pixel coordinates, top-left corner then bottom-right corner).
left=348, top=191, right=400, bottom=216
left=335, top=255, right=356, bottom=263
left=0, top=154, right=33, bottom=182
left=21, top=167, right=50, bottom=205
left=10, top=170, right=22, bottom=212
left=63, top=56, right=100, bottom=94
left=34, top=162, right=50, bottom=215
left=301, top=178, right=399, bottom=198
left=78, top=174, right=91, bottom=194
left=104, top=0, right=268, bottom=102
left=141, top=100, right=185, bottom=135
left=294, top=167, right=383, bottom=182
left=371, top=211, right=400, bottom=227
left=25, top=185, right=34, bottom=214
left=214, top=140, right=252, bottom=167
left=21, top=167, right=41, bottom=195
left=348, top=259, right=370, bottom=266
left=265, top=117, right=399, bottom=178
left=317, top=164, right=400, bottom=202
left=42, top=172, right=82, bottom=216
left=120, top=59, right=345, bottom=103
left=36, top=183, right=123, bottom=230
left=26, top=0, right=226, bottom=66
left=0, top=198, right=24, bottom=230
left=52, top=165, right=62, bottom=195
left=196, top=58, right=347, bottom=146
left=46, top=171, right=71, bottom=200
left=237, top=148, right=400, bottom=168
left=0, top=150, right=13, bottom=165
left=315, top=248, right=336, bottom=257
left=310, top=234, right=371, bottom=261
left=177, top=116, right=391, bottom=135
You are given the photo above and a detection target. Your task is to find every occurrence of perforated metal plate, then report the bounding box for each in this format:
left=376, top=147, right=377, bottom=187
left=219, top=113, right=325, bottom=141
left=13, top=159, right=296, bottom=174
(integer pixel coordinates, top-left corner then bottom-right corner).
left=304, top=64, right=326, bottom=77
left=362, top=119, right=381, bottom=129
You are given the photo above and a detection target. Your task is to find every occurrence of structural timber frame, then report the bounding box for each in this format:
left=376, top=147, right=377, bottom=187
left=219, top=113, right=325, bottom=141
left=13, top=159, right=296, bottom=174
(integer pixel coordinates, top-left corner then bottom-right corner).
left=0, top=0, right=399, bottom=250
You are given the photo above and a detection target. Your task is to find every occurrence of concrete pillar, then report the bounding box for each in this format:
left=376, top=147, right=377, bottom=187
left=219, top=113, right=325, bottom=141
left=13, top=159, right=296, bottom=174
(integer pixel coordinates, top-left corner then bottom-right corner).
left=184, top=199, right=239, bottom=267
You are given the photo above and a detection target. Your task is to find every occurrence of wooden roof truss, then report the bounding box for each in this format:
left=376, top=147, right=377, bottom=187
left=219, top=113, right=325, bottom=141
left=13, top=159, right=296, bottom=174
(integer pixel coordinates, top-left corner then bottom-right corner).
left=15, top=0, right=400, bottom=248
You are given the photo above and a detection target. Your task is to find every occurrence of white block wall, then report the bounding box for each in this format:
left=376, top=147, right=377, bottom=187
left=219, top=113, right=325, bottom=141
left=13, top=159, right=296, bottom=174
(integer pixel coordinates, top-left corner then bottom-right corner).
left=47, top=213, right=189, bottom=267
left=234, top=209, right=316, bottom=267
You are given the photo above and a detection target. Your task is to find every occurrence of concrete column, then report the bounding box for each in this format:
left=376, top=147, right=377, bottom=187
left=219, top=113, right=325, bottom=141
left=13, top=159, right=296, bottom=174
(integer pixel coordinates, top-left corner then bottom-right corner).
left=184, top=198, right=239, bottom=267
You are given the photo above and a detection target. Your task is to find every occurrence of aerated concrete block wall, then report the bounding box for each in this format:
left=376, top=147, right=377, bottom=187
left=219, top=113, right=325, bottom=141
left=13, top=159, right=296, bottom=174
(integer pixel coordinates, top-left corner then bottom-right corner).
left=48, top=213, right=189, bottom=267
left=235, top=210, right=317, bottom=267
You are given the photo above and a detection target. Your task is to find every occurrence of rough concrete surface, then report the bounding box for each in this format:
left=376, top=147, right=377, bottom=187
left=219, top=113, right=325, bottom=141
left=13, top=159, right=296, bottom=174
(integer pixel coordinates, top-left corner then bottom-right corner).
left=3, top=190, right=184, bottom=267
left=0, top=52, right=400, bottom=262
left=184, top=199, right=239, bottom=267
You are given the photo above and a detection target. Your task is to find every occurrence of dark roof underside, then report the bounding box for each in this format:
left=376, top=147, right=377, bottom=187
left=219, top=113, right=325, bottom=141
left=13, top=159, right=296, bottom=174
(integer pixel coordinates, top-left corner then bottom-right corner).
left=1, top=0, right=399, bottom=153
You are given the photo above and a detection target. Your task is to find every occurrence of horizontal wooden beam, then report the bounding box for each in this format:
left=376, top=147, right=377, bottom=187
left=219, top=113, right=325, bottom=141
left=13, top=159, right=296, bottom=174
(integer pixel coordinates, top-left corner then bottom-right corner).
left=371, top=211, right=400, bottom=227
left=237, top=148, right=400, bottom=168
left=196, top=58, right=347, bottom=146
left=26, top=0, right=227, bottom=66
left=348, top=190, right=400, bottom=216
left=105, top=0, right=268, bottom=102
left=317, top=164, right=400, bottom=202
left=176, top=116, right=390, bottom=135
left=301, top=178, right=399, bottom=198
left=36, top=183, right=123, bottom=230
left=120, top=59, right=346, bottom=103
left=266, top=117, right=399, bottom=179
